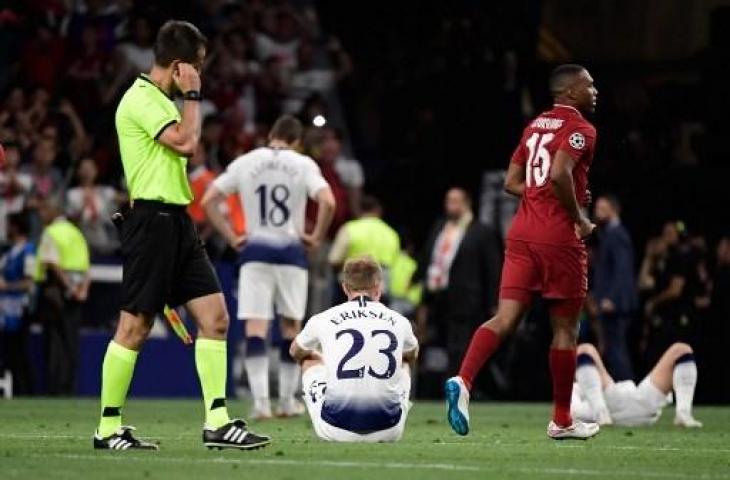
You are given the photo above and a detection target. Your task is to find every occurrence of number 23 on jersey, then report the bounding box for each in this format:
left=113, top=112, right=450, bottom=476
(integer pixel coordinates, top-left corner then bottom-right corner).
left=336, top=329, right=398, bottom=380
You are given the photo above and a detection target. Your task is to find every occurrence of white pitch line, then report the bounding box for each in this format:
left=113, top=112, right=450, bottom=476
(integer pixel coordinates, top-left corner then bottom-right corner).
left=434, top=441, right=730, bottom=455
left=19, top=453, right=730, bottom=479
left=515, top=467, right=730, bottom=480
left=28, top=453, right=480, bottom=472
left=556, top=444, right=730, bottom=455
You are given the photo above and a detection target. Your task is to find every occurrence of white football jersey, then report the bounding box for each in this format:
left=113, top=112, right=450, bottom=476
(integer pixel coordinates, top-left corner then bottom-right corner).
left=295, top=296, right=418, bottom=432
left=213, top=147, right=329, bottom=247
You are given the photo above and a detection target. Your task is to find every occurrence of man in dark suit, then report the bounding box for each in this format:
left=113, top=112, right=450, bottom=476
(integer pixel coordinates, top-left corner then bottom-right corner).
left=592, top=195, right=637, bottom=380
left=414, top=188, right=502, bottom=378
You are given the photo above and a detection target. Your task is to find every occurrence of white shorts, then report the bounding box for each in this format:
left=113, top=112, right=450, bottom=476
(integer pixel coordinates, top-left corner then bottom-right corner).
left=237, top=262, right=308, bottom=321
left=604, top=379, right=669, bottom=426
left=302, top=365, right=410, bottom=443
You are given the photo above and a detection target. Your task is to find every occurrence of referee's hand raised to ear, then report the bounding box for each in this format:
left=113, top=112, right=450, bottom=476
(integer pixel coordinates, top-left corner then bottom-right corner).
left=173, top=62, right=201, bottom=92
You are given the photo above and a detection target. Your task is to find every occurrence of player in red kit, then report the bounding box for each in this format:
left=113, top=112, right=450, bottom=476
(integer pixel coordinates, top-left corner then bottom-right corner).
left=445, top=64, right=600, bottom=440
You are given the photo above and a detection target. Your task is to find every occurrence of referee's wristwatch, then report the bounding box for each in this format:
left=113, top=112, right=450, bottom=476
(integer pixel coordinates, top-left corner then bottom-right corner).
left=183, top=90, right=202, bottom=101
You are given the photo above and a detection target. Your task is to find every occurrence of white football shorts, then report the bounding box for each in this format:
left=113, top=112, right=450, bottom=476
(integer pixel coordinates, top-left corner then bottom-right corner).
left=604, top=379, right=669, bottom=426
left=302, top=365, right=411, bottom=442
left=237, top=262, right=308, bottom=321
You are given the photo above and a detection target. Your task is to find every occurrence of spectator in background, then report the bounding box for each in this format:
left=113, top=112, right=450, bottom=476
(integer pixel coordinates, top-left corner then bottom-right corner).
left=23, top=138, right=63, bottom=200
left=639, top=222, right=701, bottom=368
left=103, top=15, right=155, bottom=106
left=63, top=0, right=123, bottom=53
left=21, top=19, right=66, bottom=92
left=12, top=87, right=51, bottom=152
left=283, top=38, right=352, bottom=115
left=255, top=8, right=302, bottom=72
left=592, top=195, right=637, bottom=380
left=36, top=198, right=90, bottom=395
left=0, top=143, right=32, bottom=244
left=65, top=23, right=112, bottom=117
left=43, top=99, right=91, bottom=172
left=116, top=15, right=154, bottom=75
left=0, top=213, right=36, bottom=395
left=320, top=127, right=364, bottom=218
left=413, top=188, right=501, bottom=380
left=255, top=56, right=286, bottom=125
left=187, top=144, right=246, bottom=257
left=0, top=87, right=27, bottom=140
left=223, top=29, right=259, bottom=122
left=328, top=195, right=400, bottom=304
left=65, top=157, right=120, bottom=256
left=206, top=29, right=258, bottom=119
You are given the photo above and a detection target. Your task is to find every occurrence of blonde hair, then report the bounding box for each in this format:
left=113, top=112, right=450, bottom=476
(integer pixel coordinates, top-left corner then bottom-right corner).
left=342, top=255, right=382, bottom=291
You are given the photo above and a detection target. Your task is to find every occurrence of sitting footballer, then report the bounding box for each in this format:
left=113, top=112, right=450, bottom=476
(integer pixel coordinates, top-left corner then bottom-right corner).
left=571, top=342, right=702, bottom=428
left=290, top=255, right=419, bottom=442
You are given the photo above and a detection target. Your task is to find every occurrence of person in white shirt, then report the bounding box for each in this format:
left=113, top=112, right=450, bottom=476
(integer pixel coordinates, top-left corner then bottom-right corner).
left=65, top=158, right=121, bottom=255
left=118, top=16, right=155, bottom=74
left=203, top=115, right=335, bottom=418
left=291, top=255, right=419, bottom=442
left=571, top=342, right=702, bottom=428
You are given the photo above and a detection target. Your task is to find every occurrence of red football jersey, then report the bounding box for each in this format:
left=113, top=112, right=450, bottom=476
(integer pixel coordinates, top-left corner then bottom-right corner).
left=507, top=104, right=596, bottom=247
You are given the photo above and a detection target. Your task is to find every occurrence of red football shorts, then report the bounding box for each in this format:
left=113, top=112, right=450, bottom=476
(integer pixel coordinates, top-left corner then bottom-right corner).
left=499, top=239, right=587, bottom=317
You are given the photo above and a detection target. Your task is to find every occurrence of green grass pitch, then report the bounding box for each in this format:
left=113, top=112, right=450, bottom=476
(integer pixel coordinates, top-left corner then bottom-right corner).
left=1, top=399, right=729, bottom=479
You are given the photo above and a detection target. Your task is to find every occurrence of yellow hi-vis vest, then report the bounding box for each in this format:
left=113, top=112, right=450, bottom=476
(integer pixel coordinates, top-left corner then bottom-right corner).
left=344, top=217, right=400, bottom=268
left=389, top=251, right=422, bottom=304
left=35, top=219, right=90, bottom=282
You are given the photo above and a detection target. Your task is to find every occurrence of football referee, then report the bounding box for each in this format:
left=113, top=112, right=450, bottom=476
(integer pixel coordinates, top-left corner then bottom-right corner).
left=93, top=20, right=269, bottom=451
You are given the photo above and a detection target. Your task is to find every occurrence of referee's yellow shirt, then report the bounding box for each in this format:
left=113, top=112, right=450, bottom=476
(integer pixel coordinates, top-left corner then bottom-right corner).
left=115, top=74, right=193, bottom=205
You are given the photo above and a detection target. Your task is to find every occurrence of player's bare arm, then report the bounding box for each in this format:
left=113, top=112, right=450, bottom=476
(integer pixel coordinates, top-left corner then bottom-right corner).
left=550, top=149, right=594, bottom=239
left=403, top=346, right=419, bottom=369
left=289, top=340, right=322, bottom=364
left=201, top=185, right=246, bottom=249
left=157, top=62, right=202, bottom=156
left=504, top=162, right=527, bottom=197
left=302, top=186, right=336, bottom=249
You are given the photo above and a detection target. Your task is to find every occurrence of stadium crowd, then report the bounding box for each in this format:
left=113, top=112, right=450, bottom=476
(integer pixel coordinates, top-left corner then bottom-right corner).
left=0, top=0, right=728, bottom=404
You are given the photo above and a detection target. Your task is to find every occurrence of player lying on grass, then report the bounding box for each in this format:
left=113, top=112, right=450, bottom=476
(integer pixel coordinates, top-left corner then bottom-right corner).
left=571, top=342, right=702, bottom=428
left=290, top=256, right=418, bottom=442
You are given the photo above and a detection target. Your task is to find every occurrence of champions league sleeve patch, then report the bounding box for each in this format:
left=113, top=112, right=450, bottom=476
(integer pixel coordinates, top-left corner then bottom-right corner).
left=568, top=132, right=586, bottom=150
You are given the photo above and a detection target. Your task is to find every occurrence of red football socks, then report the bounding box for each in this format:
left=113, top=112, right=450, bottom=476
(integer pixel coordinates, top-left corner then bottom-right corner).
left=457, top=327, right=501, bottom=391
left=549, top=348, right=577, bottom=427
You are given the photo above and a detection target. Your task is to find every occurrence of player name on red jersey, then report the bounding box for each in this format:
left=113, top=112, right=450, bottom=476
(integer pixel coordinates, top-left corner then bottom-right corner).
left=530, top=117, right=565, bottom=130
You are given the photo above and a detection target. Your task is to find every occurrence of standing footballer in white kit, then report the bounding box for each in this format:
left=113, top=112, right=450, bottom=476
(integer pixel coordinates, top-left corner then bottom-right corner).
left=291, top=255, right=419, bottom=442
left=202, top=115, right=336, bottom=418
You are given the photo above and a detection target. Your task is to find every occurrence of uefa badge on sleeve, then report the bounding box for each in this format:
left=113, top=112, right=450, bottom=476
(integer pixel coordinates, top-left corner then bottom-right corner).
left=569, top=132, right=586, bottom=150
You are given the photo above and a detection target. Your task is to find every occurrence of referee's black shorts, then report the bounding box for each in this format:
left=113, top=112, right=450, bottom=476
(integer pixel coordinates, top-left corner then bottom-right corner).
left=120, top=200, right=221, bottom=315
